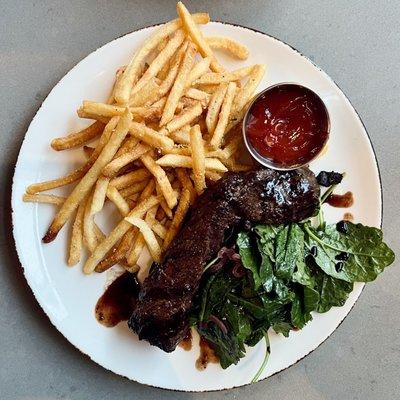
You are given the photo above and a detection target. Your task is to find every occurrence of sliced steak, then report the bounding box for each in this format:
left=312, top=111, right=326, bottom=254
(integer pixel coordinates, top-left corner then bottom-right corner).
left=129, top=167, right=320, bottom=352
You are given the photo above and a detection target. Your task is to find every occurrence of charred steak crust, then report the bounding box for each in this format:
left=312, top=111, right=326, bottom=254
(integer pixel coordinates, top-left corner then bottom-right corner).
left=128, top=167, right=320, bottom=352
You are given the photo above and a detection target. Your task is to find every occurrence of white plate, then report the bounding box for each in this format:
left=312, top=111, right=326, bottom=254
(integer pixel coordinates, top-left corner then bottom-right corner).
left=12, top=22, right=381, bottom=391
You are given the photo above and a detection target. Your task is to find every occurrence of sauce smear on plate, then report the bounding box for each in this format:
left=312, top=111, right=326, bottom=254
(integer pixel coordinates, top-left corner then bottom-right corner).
left=326, top=191, right=354, bottom=208
left=95, top=272, right=140, bottom=327
left=245, top=84, right=329, bottom=167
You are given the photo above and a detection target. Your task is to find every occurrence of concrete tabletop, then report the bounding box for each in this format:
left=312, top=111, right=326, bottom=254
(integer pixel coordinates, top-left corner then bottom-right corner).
left=1, top=1, right=399, bottom=399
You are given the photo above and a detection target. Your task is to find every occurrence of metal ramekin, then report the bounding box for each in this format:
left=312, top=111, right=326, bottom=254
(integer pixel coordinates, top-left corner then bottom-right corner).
left=242, top=83, right=330, bottom=170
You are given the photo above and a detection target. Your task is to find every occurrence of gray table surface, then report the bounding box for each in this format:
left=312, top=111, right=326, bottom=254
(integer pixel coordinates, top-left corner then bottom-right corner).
left=1, top=1, right=399, bottom=399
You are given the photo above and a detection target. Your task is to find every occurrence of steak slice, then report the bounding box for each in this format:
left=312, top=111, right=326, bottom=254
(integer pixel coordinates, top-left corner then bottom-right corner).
left=129, top=167, right=320, bottom=352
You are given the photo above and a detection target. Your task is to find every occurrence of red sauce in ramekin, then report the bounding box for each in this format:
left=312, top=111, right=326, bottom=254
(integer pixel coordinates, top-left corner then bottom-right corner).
left=244, top=84, right=329, bottom=168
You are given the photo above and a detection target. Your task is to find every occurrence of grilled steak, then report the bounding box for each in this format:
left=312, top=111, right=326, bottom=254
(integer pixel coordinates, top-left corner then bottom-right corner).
left=129, top=167, right=320, bottom=352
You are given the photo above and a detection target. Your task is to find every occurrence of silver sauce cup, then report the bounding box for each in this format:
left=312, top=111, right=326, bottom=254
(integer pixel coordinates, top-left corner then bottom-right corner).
left=242, top=83, right=330, bottom=171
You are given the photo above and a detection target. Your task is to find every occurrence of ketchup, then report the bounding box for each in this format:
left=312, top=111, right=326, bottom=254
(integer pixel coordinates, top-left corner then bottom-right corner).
left=244, top=84, right=329, bottom=167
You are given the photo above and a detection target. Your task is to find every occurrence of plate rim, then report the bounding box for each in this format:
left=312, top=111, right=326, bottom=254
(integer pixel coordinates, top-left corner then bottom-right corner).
left=11, top=20, right=383, bottom=392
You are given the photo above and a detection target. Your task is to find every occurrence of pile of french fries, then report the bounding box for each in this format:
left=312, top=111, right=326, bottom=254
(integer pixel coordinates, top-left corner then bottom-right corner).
left=23, top=2, right=266, bottom=276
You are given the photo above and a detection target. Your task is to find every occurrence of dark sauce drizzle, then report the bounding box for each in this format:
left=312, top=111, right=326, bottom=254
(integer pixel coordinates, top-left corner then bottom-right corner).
left=196, top=337, right=219, bottom=370
left=95, top=272, right=140, bottom=327
left=326, top=191, right=354, bottom=208
left=179, top=329, right=193, bottom=351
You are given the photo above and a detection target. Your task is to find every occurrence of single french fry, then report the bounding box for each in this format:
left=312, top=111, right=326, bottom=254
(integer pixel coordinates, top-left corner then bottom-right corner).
left=129, top=122, right=174, bottom=150
left=195, top=83, right=220, bottom=94
left=68, top=200, right=85, bottom=266
left=51, top=121, right=105, bottom=151
left=163, top=146, right=191, bottom=156
left=114, top=12, right=210, bottom=104
left=83, top=195, right=160, bottom=273
left=138, top=179, right=157, bottom=201
left=210, top=82, right=237, bottom=148
left=176, top=168, right=196, bottom=204
left=126, top=205, right=158, bottom=266
left=206, top=83, right=228, bottom=135
left=129, top=78, right=160, bottom=107
left=194, top=65, right=254, bottom=86
left=163, top=188, right=191, bottom=250
left=83, top=193, right=97, bottom=252
left=205, top=170, right=223, bottom=181
left=190, top=125, right=206, bottom=194
left=146, top=213, right=168, bottom=239
left=102, top=142, right=150, bottom=178
left=140, top=153, right=177, bottom=209
left=119, top=180, right=150, bottom=198
left=206, top=36, right=249, bottom=60
left=164, top=102, right=203, bottom=133
left=79, top=101, right=163, bottom=121
left=150, top=43, right=187, bottom=105
left=114, top=136, right=139, bottom=158
left=93, top=222, right=105, bottom=242
left=184, top=87, right=210, bottom=103
left=176, top=2, right=224, bottom=72
left=23, top=193, right=65, bottom=206
left=131, top=30, right=186, bottom=96
left=106, top=186, right=131, bottom=216
left=125, top=216, right=162, bottom=263
left=109, top=168, right=150, bottom=189
left=26, top=117, right=119, bottom=194
left=169, top=126, right=191, bottom=144
left=155, top=183, right=173, bottom=218
left=186, top=57, right=211, bottom=87
left=90, top=176, right=110, bottom=214
left=160, top=41, right=197, bottom=126
left=156, top=154, right=228, bottom=172
left=43, top=110, right=132, bottom=243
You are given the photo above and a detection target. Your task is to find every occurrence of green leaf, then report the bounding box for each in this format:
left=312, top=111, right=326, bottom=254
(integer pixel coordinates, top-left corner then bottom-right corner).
left=254, top=224, right=284, bottom=261
left=199, top=271, right=239, bottom=322
left=313, top=269, right=353, bottom=313
left=305, top=223, right=395, bottom=283
left=275, top=224, right=305, bottom=281
left=272, top=322, right=292, bottom=337
left=290, top=286, right=319, bottom=329
left=292, top=256, right=314, bottom=287
left=237, top=232, right=262, bottom=290
left=198, top=324, right=245, bottom=369
left=221, top=301, right=252, bottom=343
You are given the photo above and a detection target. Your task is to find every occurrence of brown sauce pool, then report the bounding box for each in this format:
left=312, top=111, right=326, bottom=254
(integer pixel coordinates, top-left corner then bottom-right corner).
left=196, top=337, right=219, bottom=370
left=95, top=272, right=140, bottom=327
left=326, top=191, right=354, bottom=208
left=179, top=329, right=193, bottom=351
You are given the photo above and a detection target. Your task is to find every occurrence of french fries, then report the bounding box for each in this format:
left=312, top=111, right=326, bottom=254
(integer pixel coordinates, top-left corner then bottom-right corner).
left=190, top=125, right=206, bottom=194
left=207, top=36, right=249, bottom=60
left=68, top=201, right=86, bottom=266
left=141, top=154, right=177, bottom=209
left=23, top=193, right=65, bottom=205
left=163, top=188, right=191, bottom=250
left=24, top=2, right=265, bottom=275
left=125, top=216, right=162, bottom=263
left=176, top=2, right=224, bottom=72
left=156, top=154, right=227, bottom=172
left=43, top=110, right=132, bottom=242
left=210, top=81, right=237, bottom=148
left=160, top=41, right=197, bottom=125
left=51, top=121, right=105, bottom=151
